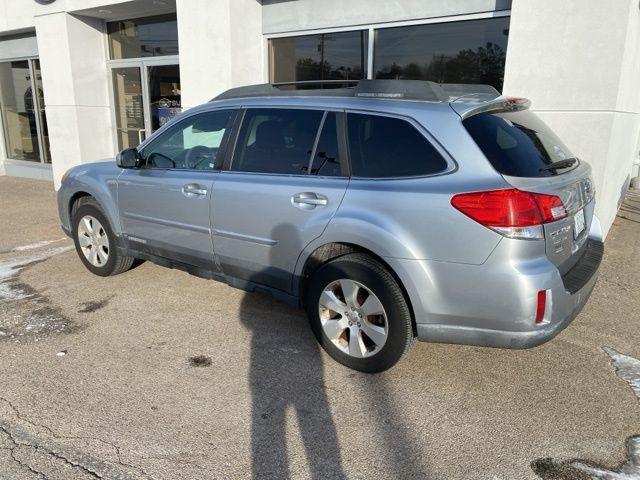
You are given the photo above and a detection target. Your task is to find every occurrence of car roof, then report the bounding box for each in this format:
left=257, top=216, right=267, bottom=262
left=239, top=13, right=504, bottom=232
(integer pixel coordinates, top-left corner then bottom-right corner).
left=188, top=81, right=531, bottom=121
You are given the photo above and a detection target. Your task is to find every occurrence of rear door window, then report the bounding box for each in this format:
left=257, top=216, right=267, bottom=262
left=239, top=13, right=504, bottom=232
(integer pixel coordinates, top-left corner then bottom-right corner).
left=463, top=110, right=577, bottom=177
left=347, top=113, right=448, bottom=178
left=232, top=108, right=323, bottom=175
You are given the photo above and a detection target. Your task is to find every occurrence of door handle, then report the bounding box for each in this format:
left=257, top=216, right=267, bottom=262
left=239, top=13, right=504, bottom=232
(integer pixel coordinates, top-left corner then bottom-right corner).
left=137, top=129, right=147, bottom=145
left=291, top=192, right=328, bottom=210
left=182, top=183, right=208, bottom=197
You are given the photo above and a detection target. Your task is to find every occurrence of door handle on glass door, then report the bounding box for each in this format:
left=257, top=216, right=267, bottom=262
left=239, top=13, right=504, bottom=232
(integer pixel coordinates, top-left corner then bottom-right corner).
left=291, top=192, right=328, bottom=210
left=182, top=183, right=208, bottom=197
left=137, top=129, right=147, bottom=145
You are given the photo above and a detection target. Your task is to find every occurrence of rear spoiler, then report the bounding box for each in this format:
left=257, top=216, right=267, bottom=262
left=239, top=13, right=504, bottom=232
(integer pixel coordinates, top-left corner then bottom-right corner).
left=450, top=96, right=532, bottom=120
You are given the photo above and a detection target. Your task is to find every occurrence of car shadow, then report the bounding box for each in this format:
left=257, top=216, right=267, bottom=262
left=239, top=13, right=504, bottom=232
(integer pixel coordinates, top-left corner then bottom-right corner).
left=238, top=223, right=428, bottom=479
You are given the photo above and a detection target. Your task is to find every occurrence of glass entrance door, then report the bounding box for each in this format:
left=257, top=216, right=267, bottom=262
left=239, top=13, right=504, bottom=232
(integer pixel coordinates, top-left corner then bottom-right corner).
left=111, top=62, right=181, bottom=150
left=112, top=67, right=145, bottom=150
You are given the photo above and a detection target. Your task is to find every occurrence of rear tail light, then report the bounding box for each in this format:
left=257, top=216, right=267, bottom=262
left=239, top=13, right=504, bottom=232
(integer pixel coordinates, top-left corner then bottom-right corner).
left=451, top=188, right=567, bottom=240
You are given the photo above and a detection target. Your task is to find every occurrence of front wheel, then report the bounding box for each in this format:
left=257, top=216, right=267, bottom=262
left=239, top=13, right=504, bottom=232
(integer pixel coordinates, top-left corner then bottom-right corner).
left=72, top=199, right=134, bottom=277
left=305, top=253, right=415, bottom=373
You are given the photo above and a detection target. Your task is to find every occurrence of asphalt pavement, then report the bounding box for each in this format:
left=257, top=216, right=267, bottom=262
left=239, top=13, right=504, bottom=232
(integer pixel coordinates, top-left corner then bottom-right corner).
left=0, top=176, right=639, bottom=480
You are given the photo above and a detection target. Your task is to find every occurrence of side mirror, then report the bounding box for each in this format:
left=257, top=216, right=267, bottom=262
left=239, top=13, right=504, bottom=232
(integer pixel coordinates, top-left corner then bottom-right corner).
left=116, top=148, right=141, bottom=169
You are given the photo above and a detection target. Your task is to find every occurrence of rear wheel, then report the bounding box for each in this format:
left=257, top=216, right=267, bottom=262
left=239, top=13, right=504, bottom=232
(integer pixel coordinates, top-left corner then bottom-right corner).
left=306, top=253, right=414, bottom=373
left=72, top=199, right=134, bottom=277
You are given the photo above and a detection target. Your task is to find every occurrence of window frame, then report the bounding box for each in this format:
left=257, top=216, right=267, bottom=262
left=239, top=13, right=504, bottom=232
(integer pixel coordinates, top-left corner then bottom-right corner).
left=222, top=106, right=349, bottom=178
left=137, top=108, right=238, bottom=172
left=344, top=109, right=457, bottom=180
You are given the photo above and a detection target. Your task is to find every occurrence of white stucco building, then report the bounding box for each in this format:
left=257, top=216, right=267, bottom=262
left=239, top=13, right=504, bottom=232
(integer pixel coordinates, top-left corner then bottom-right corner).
left=0, top=0, right=638, bottom=236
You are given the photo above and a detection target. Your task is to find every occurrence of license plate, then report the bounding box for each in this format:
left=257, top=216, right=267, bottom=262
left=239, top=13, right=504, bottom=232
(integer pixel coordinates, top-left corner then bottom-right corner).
left=573, top=208, right=585, bottom=238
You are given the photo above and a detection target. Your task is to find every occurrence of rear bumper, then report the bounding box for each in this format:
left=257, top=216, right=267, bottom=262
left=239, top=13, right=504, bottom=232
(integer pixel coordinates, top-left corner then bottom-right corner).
left=415, top=268, right=597, bottom=348
left=385, top=234, right=603, bottom=350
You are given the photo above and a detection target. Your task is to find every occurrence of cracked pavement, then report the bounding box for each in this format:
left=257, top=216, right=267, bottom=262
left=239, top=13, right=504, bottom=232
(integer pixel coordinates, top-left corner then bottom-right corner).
left=0, top=176, right=639, bottom=479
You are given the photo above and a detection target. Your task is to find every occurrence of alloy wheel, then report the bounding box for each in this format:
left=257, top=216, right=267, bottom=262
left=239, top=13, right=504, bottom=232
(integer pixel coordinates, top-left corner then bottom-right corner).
left=318, top=279, right=388, bottom=358
left=77, top=215, right=109, bottom=267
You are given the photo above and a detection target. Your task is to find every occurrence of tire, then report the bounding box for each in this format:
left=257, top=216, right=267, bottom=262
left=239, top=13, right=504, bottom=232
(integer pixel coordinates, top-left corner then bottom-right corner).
left=72, top=198, right=135, bottom=277
left=305, top=253, right=415, bottom=373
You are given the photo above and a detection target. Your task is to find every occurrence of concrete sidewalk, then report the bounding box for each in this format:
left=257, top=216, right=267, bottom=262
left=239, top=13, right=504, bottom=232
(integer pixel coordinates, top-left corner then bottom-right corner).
left=0, top=176, right=639, bottom=480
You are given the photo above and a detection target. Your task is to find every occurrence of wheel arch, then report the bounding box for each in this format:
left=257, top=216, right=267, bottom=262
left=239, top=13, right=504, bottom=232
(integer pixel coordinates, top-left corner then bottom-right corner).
left=69, top=191, right=93, bottom=219
left=296, top=242, right=418, bottom=337
left=66, top=185, right=121, bottom=236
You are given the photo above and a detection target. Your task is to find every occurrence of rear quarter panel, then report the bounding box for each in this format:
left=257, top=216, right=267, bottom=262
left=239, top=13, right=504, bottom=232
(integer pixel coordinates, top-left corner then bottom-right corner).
left=298, top=102, right=511, bottom=265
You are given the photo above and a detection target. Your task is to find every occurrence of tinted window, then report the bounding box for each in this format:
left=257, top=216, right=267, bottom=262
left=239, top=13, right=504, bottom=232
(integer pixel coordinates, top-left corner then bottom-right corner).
left=374, top=17, right=510, bottom=92
left=269, top=31, right=367, bottom=89
left=108, top=14, right=178, bottom=59
left=233, top=108, right=323, bottom=174
left=347, top=114, right=448, bottom=178
left=310, top=113, right=341, bottom=176
left=463, top=110, right=577, bottom=177
left=142, top=110, right=232, bottom=170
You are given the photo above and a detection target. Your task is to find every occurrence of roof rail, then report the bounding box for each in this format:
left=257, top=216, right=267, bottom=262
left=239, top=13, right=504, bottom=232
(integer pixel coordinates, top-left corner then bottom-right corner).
left=451, top=96, right=532, bottom=119
left=213, top=81, right=356, bottom=101
left=213, top=80, right=504, bottom=104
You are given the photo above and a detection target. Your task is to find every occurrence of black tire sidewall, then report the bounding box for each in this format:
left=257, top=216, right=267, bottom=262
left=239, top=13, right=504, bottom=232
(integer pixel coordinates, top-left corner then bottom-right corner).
left=306, top=255, right=413, bottom=373
left=72, top=202, right=119, bottom=277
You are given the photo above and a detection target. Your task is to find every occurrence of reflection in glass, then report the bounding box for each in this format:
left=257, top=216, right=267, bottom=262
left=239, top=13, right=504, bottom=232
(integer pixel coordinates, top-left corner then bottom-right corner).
left=374, top=17, right=510, bottom=92
left=147, top=64, right=181, bottom=132
left=32, top=59, right=51, bottom=163
left=0, top=60, right=41, bottom=161
left=269, top=31, right=367, bottom=88
left=112, top=67, right=145, bottom=150
left=108, top=14, right=179, bottom=60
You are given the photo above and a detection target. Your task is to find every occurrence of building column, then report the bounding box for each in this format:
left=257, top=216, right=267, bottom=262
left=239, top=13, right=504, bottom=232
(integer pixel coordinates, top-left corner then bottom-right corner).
left=176, top=0, right=264, bottom=110
left=503, top=0, right=640, bottom=237
left=34, top=12, right=115, bottom=188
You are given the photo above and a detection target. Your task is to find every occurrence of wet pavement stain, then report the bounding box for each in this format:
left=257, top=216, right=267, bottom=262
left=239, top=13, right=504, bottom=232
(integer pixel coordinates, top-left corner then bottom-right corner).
left=188, top=355, right=212, bottom=368
left=532, top=348, right=640, bottom=480
left=0, top=246, right=79, bottom=342
left=78, top=295, right=115, bottom=313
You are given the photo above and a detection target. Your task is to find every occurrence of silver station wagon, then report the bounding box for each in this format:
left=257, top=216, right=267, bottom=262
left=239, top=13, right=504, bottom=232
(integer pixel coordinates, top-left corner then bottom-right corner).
left=57, top=80, right=603, bottom=372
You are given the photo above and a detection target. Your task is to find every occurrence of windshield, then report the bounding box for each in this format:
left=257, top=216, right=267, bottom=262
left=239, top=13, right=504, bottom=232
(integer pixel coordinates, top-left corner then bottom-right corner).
left=463, top=110, right=577, bottom=177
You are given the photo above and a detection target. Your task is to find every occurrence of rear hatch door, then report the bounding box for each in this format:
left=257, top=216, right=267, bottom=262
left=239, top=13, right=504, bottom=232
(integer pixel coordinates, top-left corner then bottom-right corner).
left=462, top=109, right=596, bottom=273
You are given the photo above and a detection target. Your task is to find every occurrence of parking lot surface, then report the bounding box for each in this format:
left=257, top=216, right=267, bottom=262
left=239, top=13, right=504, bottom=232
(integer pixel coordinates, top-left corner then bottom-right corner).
left=0, top=176, right=639, bottom=480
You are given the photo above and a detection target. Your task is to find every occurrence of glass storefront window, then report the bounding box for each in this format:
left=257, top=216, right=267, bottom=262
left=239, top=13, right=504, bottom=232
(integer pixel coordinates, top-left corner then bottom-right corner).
left=0, top=59, right=50, bottom=162
left=147, top=64, right=181, bottom=131
left=108, top=14, right=179, bottom=60
left=374, top=17, right=510, bottom=92
left=269, top=31, right=368, bottom=88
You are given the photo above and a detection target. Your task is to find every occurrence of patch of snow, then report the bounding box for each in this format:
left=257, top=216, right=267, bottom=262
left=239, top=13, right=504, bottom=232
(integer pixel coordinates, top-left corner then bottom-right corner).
left=11, top=238, right=68, bottom=252
left=0, top=246, right=73, bottom=301
left=603, top=347, right=640, bottom=402
left=567, top=348, right=640, bottom=479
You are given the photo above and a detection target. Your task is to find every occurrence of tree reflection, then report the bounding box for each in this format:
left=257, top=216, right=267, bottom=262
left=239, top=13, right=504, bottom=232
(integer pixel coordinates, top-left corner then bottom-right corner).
left=376, top=42, right=507, bottom=92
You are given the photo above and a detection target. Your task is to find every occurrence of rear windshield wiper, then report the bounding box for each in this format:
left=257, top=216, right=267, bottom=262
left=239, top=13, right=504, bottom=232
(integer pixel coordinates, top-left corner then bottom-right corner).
left=539, top=158, right=577, bottom=172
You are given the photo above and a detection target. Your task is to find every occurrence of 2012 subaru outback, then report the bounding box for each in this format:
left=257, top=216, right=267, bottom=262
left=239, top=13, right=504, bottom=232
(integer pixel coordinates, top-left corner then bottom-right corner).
left=57, top=80, right=603, bottom=372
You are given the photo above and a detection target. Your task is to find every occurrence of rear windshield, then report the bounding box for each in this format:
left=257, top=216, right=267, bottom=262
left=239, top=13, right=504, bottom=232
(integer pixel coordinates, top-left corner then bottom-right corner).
left=463, top=110, right=577, bottom=177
